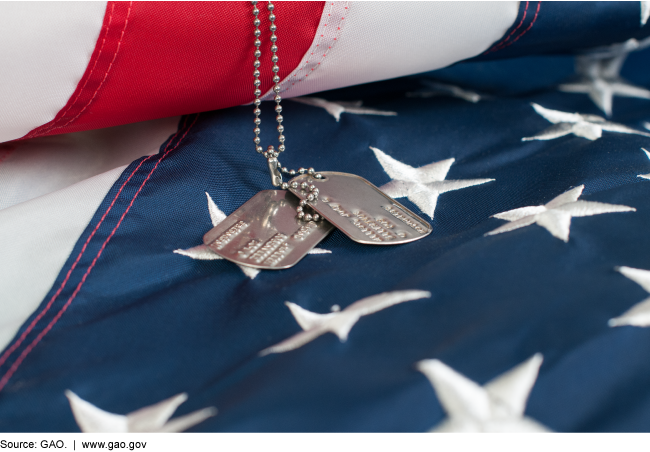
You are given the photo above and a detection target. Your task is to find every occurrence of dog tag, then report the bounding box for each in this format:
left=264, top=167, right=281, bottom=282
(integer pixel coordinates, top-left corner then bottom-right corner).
left=288, top=172, right=432, bottom=245
left=203, top=190, right=333, bottom=269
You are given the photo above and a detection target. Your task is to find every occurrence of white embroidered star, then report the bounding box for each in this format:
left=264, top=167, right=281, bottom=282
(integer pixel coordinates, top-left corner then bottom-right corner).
left=406, top=80, right=482, bottom=103
left=609, top=266, right=650, bottom=327
left=290, top=97, right=397, bottom=122
left=558, top=53, right=650, bottom=117
left=592, top=36, right=650, bottom=58
left=174, top=193, right=331, bottom=280
left=642, top=1, right=650, bottom=25
left=638, top=148, right=650, bottom=180
left=522, top=103, right=650, bottom=141
left=65, top=390, right=216, bottom=433
left=486, top=185, right=635, bottom=242
left=370, top=146, right=494, bottom=219
left=416, top=354, right=549, bottom=432
left=259, top=290, right=431, bottom=355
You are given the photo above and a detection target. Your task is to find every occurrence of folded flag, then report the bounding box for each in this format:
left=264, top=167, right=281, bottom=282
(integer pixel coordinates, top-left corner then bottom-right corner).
left=2, top=1, right=650, bottom=433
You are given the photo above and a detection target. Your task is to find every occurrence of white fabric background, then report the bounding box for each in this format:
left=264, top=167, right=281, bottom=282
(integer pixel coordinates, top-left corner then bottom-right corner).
left=0, top=116, right=180, bottom=211
left=264, top=1, right=519, bottom=100
left=0, top=2, right=107, bottom=142
left=0, top=117, right=180, bottom=352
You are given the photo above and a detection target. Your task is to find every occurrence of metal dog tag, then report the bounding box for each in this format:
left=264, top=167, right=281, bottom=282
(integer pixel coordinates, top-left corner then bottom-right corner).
left=288, top=172, right=432, bottom=245
left=203, top=190, right=333, bottom=269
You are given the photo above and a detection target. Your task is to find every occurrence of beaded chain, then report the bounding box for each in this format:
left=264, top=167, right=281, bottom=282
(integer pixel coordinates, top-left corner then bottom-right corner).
left=251, top=1, right=323, bottom=221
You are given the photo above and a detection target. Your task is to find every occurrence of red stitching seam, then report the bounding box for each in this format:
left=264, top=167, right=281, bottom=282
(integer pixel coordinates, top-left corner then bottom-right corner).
left=37, top=3, right=116, bottom=136
left=0, top=153, right=153, bottom=369
left=290, top=2, right=335, bottom=76
left=48, top=1, right=133, bottom=133
left=486, top=1, right=528, bottom=53
left=295, top=2, right=347, bottom=84
left=0, top=115, right=190, bottom=379
left=493, top=1, right=540, bottom=51
left=281, top=1, right=348, bottom=91
left=0, top=114, right=199, bottom=393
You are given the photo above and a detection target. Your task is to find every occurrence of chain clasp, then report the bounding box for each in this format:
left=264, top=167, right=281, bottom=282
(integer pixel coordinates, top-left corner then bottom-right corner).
left=265, top=146, right=283, bottom=187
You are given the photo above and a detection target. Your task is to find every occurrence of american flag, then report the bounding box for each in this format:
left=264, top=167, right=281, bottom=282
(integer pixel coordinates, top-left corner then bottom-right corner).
left=2, top=1, right=650, bottom=433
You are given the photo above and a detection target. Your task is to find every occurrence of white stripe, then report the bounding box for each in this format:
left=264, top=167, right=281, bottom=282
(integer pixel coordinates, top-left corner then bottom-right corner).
left=0, top=1, right=107, bottom=142
left=263, top=1, right=519, bottom=100
left=0, top=116, right=179, bottom=353
left=0, top=116, right=180, bottom=212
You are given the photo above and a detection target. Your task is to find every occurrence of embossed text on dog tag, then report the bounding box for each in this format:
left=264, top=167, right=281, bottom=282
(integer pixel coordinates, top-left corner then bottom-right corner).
left=288, top=172, right=432, bottom=245
left=203, top=190, right=333, bottom=269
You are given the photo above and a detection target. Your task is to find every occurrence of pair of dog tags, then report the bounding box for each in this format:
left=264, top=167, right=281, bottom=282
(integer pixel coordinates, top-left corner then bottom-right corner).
left=203, top=172, right=432, bottom=270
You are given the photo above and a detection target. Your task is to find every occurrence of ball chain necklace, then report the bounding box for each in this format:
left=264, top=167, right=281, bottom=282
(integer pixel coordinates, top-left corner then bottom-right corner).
left=202, top=1, right=432, bottom=270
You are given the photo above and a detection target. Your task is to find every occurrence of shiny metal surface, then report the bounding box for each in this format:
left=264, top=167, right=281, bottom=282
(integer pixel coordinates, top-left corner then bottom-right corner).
left=267, top=157, right=283, bottom=186
left=288, top=172, right=432, bottom=245
left=203, top=190, right=333, bottom=269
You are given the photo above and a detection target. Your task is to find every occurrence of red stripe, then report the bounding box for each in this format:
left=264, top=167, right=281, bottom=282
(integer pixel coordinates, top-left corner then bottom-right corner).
left=45, top=2, right=134, bottom=135
left=0, top=115, right=197, bottom=392
left=22, top=2, right=132, bottom=140
left=30, top=3, right=118, bottom=137
left=21, top=1, right=324, bottom=140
